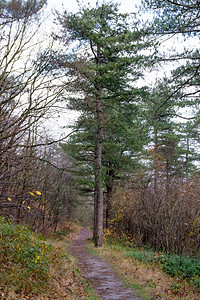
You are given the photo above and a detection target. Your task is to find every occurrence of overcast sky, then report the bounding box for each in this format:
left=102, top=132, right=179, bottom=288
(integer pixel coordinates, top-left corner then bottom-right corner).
left=42, top=0, right=143, bottom=138
left=47, top=0, right=141, bottom=14
left=42, top=0, right=198, bottom=139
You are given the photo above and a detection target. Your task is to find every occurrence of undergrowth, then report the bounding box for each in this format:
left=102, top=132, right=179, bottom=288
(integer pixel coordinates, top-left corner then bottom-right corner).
left=0, top=218, right=99, bottom=299
left=126, top=249, right=200, bottom=288
left=0, top=216, right=58, bottom=296
left=104, top=229, right=200, bottom=290
left=160, top=254, right=200, bottom=289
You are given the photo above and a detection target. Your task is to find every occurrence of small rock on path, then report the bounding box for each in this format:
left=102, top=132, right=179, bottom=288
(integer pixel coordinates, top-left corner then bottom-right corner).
left=68, top=228, right=141, bottom=300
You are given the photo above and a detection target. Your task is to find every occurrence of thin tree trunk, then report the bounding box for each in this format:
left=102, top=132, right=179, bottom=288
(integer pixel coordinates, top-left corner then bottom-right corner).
left=105, top=184, right=113, bottom=229
left=93, top=189, right=97, bottom=240
left=154, top=129, right=159, bottom=194
left=185, top=137, right=189, bottom=183
left=166, top=159, right=170, bottom=197
left=17, top=123, right=33, bottom=221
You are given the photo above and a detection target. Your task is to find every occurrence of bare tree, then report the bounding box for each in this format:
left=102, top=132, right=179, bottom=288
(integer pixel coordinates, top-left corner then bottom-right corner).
left=0, top=0, right=67, bottom=223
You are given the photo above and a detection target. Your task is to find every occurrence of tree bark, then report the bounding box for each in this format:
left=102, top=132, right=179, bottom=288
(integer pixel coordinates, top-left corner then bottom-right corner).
left=93, top=45, right=104, bottom=247
left=94, top=92, right=104, bottom=247
left=185, top=137, right=189, bottom=183
left=166, top=159, right=170, bottom=197
left=154, top=129, right=159, bottom=194
left=105, top=184, right=113, bottom=229
left=105, top=170, right=114, bottom=228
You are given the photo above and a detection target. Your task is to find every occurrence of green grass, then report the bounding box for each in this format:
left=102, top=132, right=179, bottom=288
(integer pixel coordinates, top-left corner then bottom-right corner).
left=0, top=218, right=100, bottom=299
left=125, top=247, right=200, bottom=289
left=0, top=216, right=58, bottom=296
left=126, top=249, right=155, bottom=263
left=78, top=280, right=100, bottom=300
left=87, top=242, right=150, bottom=300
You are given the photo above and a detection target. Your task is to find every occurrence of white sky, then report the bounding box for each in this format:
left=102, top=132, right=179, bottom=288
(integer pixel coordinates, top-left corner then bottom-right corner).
left=41, top=0, right=199, bottom=143
left=42, top=0, right=143, bottom=138
left=47, top=0, right=141, bottom=14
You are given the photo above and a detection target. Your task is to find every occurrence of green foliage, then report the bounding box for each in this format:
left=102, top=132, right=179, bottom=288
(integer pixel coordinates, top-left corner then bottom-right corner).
left=169, top=281, right=183, bottom=294
left=104, top=232, right=200, bottom=289
left=141, top=0, right=200, bottom=36
left=160, top=253, right=200, bottom=283
left=141, top=0, right=200, bottom=178
left=57, top=2, right=149, bottom=236
left=0, top=217, right=58, bottom=294
left=126, top=248, right=200, bottom=289
left=126, top=249, right=155, bottom=263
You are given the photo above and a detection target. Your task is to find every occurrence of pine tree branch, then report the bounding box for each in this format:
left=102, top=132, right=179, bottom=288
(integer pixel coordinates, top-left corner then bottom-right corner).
left=166, top=0, right=200, bottom=9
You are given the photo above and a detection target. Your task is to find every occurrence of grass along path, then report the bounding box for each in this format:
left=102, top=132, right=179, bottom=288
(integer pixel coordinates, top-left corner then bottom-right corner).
left=87, top=242, right=200, bottom=300
left=0, top=218, right=99, bottom=299
left=1, top=218, right=199, bottom=299
left=36, top=223, right=100, bottom=299
left=68, top=227, right=141, bottom=299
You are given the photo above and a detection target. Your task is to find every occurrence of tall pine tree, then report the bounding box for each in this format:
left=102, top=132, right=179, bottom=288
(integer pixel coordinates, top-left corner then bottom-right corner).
left=54, top=1, right=149, bottom=246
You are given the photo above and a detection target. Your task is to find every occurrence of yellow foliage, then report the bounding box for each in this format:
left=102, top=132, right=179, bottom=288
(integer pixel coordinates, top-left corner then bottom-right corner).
left=8, top=197, right=12, bottom=201
left=27, top=206, right=31, bottom=212
left=35, top=191, right=42, bottom=196
left=29, top=192, right=35, bottom=197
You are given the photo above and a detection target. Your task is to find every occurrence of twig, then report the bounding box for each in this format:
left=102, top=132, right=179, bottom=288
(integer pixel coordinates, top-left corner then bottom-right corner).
left=52, top=275, right=73, bottom=293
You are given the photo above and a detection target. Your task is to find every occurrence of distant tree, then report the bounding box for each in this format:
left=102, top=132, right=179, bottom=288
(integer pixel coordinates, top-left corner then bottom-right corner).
left=141, top=0, right=200, bottom=127
left=180, top=120, right=200, bottom=181
left=140, top=0, right=200, bottom=184
left=144, top=77, right=199, bottom=195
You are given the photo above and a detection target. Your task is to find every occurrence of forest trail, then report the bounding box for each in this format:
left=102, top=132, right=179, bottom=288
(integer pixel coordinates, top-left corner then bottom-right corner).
left=68, top=228, right=141, bottom=300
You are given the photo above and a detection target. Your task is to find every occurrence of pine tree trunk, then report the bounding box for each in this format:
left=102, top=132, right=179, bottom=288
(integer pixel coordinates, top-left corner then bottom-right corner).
left=93, top=46, right=104, bottom=247
left=94, top=92, right=104, bottom=247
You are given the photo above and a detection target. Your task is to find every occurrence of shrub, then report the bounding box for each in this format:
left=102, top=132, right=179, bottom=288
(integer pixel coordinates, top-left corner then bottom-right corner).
left=0, top=217, right=58, bottom=294
left=110, top=178, right=200, bottom=255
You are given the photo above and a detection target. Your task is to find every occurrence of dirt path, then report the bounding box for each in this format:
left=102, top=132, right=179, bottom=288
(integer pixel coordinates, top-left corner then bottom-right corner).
left=68, top=228, right=141, bottom=300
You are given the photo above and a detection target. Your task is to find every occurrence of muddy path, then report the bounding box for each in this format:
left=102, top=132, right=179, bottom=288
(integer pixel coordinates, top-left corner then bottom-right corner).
left=68, top=228, right=141, bottom=300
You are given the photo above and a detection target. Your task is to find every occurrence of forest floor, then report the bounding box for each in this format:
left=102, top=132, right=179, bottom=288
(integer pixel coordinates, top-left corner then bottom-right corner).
left=68, top=227, right=200, bottom=300
left=68, top=227, right=141, bottom=299
left=2, top=220, right=199, bottom=299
